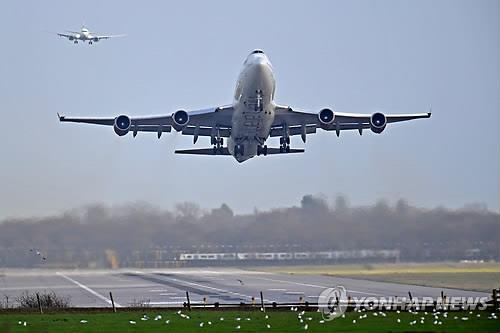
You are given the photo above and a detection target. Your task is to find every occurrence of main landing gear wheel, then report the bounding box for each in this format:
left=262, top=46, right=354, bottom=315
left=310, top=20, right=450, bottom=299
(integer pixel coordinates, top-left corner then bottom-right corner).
left=279, top=145, right=291, bottom=153
left=280, top=137, right=290, bottom=145
left=279, top=136, right=291, bottom=153
left=257, top=145, right=268, bottom=156
left=211, top=137, right=223, bottom=146
left=211, top=137, right=224, bottom=154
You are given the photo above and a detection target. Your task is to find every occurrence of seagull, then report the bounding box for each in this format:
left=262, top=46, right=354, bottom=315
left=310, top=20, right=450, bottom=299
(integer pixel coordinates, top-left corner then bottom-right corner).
left=237, top=279, right=244, bottom=285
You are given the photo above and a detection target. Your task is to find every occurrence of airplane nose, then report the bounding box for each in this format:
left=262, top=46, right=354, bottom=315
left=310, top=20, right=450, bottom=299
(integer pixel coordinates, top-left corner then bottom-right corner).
left=251, top=56, right=270, bottom=71
left=254, top=55, right=269, bottom=65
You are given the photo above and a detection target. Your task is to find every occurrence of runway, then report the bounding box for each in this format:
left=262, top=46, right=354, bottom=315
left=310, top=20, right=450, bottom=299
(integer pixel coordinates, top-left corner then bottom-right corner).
left=0, top=268, right=488, bottom=307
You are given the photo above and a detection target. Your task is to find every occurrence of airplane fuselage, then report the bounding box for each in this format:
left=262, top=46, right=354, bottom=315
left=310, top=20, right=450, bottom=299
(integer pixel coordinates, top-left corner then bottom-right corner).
left=70, top=29, right=95, bottom=43
left=228, top=51, right=277, bottom=162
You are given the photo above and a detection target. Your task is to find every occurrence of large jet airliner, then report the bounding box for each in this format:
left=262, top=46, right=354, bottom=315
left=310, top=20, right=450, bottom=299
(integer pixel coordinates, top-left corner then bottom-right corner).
left=58, top=50, right=431, bottom=163
left=57, top=26, right=125, bottom=45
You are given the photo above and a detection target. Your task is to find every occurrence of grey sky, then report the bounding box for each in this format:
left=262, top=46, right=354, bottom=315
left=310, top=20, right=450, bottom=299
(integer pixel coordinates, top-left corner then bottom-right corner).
left=1, top=0, right=499, bottom=219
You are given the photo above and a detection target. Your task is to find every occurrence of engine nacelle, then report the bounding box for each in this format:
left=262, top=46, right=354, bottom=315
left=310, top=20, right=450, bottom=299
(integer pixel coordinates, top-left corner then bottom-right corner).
left=318, top=108, right=335, bottom=126
left=92, top=37, right=99, bottom=42
left=172, top=110, right=189, bottom=131
left=370, top=112, right=387, bottom=134
left=114, top=115, right=131, bottom=136
left=69, top=36, right=74, bottom=41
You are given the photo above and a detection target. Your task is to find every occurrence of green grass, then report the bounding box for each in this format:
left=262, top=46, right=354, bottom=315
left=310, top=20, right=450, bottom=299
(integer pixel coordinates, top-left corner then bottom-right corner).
left=0, top=309, right=498, bottom=333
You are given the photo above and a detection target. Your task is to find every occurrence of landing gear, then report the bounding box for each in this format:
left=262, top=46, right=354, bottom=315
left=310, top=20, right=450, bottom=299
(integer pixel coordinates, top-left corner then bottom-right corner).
left=279, top=137, right=290, bottom=145
left=257, top=145, right=268, bottom=156
left=279, top=136, right=290, bottom=153
left=73, top=40, right=78, bottom=44
left=279, top=145, right=291, bottom=153
left=211, top=137, right=223, bottom=146
left=211, top=137, right=224, bottom=154
left=89, top=41, right=93, bottom=45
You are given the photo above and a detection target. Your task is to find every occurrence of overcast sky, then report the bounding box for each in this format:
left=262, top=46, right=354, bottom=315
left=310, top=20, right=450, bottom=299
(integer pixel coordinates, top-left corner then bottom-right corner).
left=0, top=0, right=498, bottom=219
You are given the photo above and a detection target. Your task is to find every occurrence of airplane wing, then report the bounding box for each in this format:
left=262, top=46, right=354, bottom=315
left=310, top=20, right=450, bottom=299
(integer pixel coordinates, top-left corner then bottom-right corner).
left=57, top=33, right=76, bottom=39
left=93, top=34, right=126, bottom=40
left=58, top=105, right=234, bottom=138
left=272, top=105, right=431, bottom=138
left=175, top=147, right=304, bottom=155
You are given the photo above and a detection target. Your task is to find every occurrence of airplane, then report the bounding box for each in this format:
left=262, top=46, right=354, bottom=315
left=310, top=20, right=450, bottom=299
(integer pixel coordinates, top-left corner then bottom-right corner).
left=56, top=26, right=125, bottom=44
left=58, top=50, right=431, bottom=163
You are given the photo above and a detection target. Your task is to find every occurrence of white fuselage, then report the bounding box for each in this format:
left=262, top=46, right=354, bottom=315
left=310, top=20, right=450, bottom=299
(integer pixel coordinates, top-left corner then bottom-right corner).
left=228, top=52, right=276, bottom=162
left=74, top=29, right=93, bottom=41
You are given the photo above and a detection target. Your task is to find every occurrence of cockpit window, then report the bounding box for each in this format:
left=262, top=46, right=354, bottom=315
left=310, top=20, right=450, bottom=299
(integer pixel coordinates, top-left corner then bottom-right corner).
left=251, top=49, right=264, bottom=54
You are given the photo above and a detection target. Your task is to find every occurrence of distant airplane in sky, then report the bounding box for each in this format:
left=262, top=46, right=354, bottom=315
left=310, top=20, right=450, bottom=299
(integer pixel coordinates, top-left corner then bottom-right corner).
left=58, top=50, right=431, bottom=163
left=56, top=26, right=125, bottom=44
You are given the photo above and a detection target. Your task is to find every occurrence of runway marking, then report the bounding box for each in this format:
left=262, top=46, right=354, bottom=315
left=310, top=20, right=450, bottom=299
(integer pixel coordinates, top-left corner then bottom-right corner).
left=159, top=292, right=178, bottom=296
left=285, top=291, right=305, bottom=295
left=149, top=289, right=169, bottom=292
left=149, top=301, right=203, bottom=305
left=251, top=275, right=383, bottom=296
left=268, top=288, right=287, bottom=292
left=147, top=272, right=272, bottom=302
left=56, top=273, right=122, bottom=307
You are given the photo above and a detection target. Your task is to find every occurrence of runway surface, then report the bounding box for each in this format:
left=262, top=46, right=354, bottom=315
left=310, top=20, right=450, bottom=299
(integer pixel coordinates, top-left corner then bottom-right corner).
left=0, top=268, right=488, bottom=307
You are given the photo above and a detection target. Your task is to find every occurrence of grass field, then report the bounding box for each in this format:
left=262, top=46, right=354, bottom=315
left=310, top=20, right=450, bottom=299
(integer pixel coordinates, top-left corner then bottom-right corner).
left=0, top=309, right=498, bottom=333
left=253, top=262, right=500, bottom=292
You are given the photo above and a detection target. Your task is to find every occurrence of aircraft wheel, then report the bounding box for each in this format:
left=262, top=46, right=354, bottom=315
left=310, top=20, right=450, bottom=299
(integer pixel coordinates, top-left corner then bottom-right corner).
left=263, top=145, right=268, bottom=156
left=286, top=146, right=290, bottom=153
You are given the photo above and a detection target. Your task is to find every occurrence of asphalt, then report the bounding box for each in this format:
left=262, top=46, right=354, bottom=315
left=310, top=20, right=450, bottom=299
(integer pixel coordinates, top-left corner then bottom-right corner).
left=0, top=268, right=489, bottom=307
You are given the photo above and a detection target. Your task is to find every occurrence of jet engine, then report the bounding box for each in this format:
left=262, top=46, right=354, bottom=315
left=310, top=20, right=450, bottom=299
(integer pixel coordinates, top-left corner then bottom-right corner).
left=172, top=110, right=189, bottom=131
left=370, top=112, right=387, bottom=134
left=114, top=115, right=131, bottom=136
left=318, top=108, right=335, bottom=126
left=92, top=37, right=99, bottom=42
left=69, top=36, right=74, bottom=41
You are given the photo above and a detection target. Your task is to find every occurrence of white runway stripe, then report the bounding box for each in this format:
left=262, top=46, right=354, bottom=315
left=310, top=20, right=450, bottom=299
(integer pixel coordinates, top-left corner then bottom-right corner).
left=56, top=272, right=122, bottom=307
left=253, top=275, right=383, bottom=296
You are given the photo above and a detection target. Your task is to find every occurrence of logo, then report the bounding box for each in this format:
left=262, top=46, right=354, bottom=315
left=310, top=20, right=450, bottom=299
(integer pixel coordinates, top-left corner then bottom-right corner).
left=318, top=286, right=348, bottom=321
